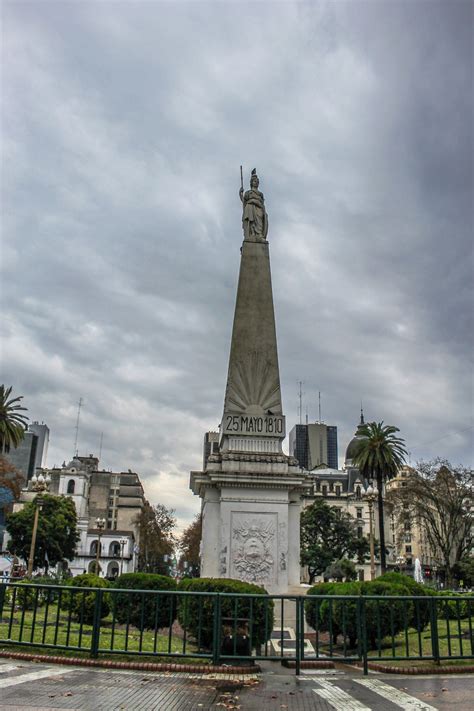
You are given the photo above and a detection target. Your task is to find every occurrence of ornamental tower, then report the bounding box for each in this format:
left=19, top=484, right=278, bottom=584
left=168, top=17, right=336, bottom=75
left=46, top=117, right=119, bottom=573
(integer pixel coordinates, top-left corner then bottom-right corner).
left=190, top=169, right=310, bottom=593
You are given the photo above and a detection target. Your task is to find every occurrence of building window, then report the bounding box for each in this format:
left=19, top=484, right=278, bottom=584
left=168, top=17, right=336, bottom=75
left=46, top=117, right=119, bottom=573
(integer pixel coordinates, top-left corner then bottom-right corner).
left=355, top=485, right=362, bottom=500
left=109, top=541, right=121, bottom=557
left=405, top=545, right=412, bottom=553
left=67, top=479, right=75, bottom=495
left=322, top=485, right=328, bottom=496
left=358, top=569, right=365, bottom=581
left=315, top=482, right=321, bottom=492
left=356, top=508, right=363, bottom=519
left=335, top=485, right=341, bottom=496
left=357, top=526, right=363, bottom=538
left=90, top=540, right=100, bottom=556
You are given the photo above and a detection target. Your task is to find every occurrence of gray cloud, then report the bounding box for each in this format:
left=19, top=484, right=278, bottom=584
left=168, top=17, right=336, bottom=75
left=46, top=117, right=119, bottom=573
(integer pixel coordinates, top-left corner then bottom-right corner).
left=2, top=1, right=472, bottom=529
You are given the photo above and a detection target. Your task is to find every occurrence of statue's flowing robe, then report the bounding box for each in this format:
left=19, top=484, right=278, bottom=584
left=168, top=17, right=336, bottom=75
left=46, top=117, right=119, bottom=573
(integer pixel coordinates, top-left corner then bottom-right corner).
left=242, top=189, right=268, bottom=240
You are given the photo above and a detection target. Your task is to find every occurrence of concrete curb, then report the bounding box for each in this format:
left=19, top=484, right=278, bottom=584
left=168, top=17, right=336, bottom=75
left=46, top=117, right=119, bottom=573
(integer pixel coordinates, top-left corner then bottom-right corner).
left=365, top=661, right=474, bottom=674
left=0, top=650, right=259, bottom=675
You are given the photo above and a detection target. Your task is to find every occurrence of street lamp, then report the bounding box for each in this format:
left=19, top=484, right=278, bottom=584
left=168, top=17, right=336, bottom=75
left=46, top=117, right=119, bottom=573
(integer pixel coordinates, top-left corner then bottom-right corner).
left=396, top=554, right=407, bottom=575
left=95, top=517, right=106, bottom=576
left=119, top=538, right=127, bottom=575
left=363, top=484, right=379, bottom=581
left=27, top=472, right=52, bottom=577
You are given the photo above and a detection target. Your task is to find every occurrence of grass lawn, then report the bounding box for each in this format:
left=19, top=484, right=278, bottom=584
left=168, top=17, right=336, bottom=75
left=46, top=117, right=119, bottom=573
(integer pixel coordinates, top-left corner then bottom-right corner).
left=0, top=600, right=205, bottom=662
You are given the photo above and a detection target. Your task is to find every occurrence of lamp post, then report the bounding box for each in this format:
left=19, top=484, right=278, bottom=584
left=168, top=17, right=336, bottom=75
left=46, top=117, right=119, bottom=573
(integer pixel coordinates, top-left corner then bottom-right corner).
left=95, top=517, right=106, bottom=576
left=397, top=554, right=407, bottom=575
left=119, top=538, right=127, bottom=575
left=27, top=472, right=51, bottom=577
left=363, top=484, right=378, bottom=581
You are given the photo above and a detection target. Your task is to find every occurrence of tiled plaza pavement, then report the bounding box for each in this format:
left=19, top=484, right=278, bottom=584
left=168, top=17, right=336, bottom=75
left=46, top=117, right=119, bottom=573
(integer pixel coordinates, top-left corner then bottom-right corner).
left=1, top=659, right=473, bottom=710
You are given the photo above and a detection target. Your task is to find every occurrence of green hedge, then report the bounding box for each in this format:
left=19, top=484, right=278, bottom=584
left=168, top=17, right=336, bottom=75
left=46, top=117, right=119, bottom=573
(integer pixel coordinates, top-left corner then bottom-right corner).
left=378, top=572, right=436, bottom=631
left=61, top=573, right=110, bottom=624
left=14, top=575, right=63, bottom=610
left=305, top=582, right=360, bottom=645
left=305, top=578, right=420, bottom=649
left=177, top=578, right=274, bottom=650
left=435, top=591, right=473, bottom=620
left=111, top=573, right=177, bottom=631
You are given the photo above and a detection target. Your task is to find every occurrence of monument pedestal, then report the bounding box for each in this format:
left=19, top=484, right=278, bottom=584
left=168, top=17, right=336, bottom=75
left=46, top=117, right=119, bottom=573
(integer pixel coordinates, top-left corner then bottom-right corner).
left=191, top=449, right=309, bottom=594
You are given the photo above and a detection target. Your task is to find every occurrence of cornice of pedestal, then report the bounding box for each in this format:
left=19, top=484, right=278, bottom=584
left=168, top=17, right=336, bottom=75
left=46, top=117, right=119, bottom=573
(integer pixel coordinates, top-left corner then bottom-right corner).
left=189, top=467, right=311, bottom=497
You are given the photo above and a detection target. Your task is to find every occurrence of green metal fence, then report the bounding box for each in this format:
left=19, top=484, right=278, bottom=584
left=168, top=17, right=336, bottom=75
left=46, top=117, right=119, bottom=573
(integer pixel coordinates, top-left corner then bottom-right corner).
left=0, top=582, right=472, bottom=675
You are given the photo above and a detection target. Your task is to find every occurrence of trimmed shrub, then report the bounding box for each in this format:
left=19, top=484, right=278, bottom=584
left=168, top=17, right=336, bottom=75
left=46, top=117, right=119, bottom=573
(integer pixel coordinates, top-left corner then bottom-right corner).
left=378, top=572, right=436, bottom=632
left=177, top=577, right=274, bottom=650
left=436, top=591, right=472, bottom=620
left=111, top=573, right=177, bottom=631
left=62, top=573, right=110, bottom=624
left=14, top=575, right=63, bottom=610
left=305, top=581, right=361, bottom=644
left=359, top=580, right=412, bottom=649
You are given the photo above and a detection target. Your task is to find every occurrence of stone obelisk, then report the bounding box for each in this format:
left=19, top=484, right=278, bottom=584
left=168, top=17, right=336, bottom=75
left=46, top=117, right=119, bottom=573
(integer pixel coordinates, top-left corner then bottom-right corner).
left=190, top=169, right=310, bottom=594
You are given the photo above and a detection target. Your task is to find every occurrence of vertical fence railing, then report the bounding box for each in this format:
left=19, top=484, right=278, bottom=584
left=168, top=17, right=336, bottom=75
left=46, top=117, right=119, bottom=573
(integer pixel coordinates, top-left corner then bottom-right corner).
left=0, top=583, right=473, bottom=673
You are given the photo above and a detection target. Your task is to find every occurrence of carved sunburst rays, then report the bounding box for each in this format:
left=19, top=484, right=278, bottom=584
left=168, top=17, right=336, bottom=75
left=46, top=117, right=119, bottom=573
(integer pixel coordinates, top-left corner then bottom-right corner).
left=226, top=350, right=282, bottom=414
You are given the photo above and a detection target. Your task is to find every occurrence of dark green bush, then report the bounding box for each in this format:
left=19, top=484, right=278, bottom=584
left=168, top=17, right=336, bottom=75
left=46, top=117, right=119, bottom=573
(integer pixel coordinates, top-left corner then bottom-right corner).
left=305, top=581, right=361, bottom=644
left=378, top=572, right=436, bottom=632
left=15, top=575, right=63, bottom=610
left=62, top=573, right=110, bottom=624
left=177, top=578, right=274, bottom=650
left=359, top=580, right=412, bottom=649
left=436, top=591, right=472, bottom=620
left=111, top=573, right=177, bottom=631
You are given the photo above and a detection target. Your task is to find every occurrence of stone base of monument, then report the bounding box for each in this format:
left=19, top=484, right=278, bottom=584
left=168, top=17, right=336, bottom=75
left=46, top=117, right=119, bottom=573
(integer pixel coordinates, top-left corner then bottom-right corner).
left=269, top=627, right=317, bottom=658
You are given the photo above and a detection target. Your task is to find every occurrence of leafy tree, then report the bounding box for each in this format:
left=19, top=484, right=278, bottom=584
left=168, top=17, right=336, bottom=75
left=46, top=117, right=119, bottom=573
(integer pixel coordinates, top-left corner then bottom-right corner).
left=300, top=499, right=371, bottom=583
left=324, top=558, right=357, bottom=582
left=352, top=421, right=407, bottom=573
left=6, top=494, right=79, bottom=571
left=454, top=555, right=474, bottom=588
left=0, top=385, right=29, bottom=453
left=0, top=456, right=23, bottom=506
left=179, top=513, right=202, bottom=577
left=135, top=501, right=176, bottom=574
left=387, top=459, right=473, bottom=587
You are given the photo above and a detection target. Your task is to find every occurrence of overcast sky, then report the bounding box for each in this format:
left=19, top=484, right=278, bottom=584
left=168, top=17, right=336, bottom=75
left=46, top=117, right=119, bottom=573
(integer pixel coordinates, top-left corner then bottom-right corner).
left=2, top=1, right=472, bottom=530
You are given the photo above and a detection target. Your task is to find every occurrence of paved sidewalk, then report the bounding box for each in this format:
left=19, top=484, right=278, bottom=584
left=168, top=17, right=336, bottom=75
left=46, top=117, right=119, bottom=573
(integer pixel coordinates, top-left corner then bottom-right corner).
left=1, top=659, right=473, bottom=710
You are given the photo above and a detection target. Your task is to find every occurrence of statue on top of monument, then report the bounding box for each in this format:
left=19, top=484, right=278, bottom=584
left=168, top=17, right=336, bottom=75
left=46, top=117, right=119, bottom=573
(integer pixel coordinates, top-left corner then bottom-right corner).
left=239, top=167, right=268, bottom=242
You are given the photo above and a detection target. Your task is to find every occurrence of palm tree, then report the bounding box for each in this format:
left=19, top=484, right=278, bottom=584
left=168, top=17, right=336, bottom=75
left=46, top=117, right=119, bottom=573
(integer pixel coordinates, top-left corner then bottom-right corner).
left=0, top=385, right=29, bottom=454
left=352, top=421, right=407, bottom=574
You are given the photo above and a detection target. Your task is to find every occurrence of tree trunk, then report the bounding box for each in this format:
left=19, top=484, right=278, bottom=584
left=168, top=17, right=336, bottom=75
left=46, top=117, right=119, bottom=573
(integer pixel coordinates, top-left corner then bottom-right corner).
left=376, top=470, right=387, bottom=574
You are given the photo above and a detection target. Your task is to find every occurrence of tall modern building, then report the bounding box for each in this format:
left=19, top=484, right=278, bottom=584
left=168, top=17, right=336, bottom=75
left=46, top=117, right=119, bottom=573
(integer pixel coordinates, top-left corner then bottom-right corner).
left=28, top=422, right=49, bottom=470
left=4, top=432, right=39, bottom=483
left=3, top=422, right=50, bottom=484
left=289, top=422, right=338, bottom=470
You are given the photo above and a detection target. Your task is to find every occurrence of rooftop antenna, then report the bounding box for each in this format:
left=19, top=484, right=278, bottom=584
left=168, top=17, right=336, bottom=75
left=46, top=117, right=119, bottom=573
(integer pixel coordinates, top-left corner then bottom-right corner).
left=73, top=397, right=83, bottom=457
left=305, top=406, right=308, bottom=425
left=318, top=391, right=322, bottom=423
left=298, top=381, right=303, bottom=425
left=98, top=431, right=104, bottom=462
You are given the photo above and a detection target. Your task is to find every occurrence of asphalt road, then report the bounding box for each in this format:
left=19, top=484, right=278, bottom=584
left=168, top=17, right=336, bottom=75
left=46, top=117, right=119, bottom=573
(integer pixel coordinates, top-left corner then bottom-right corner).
left=0, top=659, right=473, bottom=710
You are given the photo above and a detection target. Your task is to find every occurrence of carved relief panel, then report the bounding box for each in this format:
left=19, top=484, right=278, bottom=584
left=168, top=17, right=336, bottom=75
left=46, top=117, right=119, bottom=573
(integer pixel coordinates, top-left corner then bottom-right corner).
left=230, top=512, right=277, bottom=585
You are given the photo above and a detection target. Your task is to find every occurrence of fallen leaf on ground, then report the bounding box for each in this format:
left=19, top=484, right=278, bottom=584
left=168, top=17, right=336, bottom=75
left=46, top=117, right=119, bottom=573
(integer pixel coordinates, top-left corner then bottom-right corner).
left=442, top=687, right=449, bottom=692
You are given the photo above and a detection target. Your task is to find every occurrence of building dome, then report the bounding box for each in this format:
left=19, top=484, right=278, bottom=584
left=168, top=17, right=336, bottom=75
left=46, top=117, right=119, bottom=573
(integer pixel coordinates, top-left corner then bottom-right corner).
left=345, top=411, right=368, bottom=465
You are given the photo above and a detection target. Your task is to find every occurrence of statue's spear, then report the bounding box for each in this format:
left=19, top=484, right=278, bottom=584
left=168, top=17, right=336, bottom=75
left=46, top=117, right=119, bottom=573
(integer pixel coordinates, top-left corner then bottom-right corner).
left=240, top=165, right=243, bottom=192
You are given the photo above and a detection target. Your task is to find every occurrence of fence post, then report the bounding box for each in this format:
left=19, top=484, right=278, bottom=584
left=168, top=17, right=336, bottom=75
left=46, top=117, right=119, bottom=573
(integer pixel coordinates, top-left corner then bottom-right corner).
left=295, top=597, right=301, bottom=676
left=429, top=596, right=440, bottom=665
left=0, top=584, right=5, bottom=619
left=90, top=588, right=103, bottom=659
left=212, top=594, right=221, bottom=666
left=360, top=596, right=368, bottom=676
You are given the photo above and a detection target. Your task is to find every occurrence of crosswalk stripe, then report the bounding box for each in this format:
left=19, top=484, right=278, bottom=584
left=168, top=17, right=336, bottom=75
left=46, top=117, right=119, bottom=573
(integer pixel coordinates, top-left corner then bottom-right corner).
left=313, top=679, right=371, bottom=710
left=354, top=678, right=439, bottom=711
left=0, top=667, right=75, bottom=689
left=0, top=665, right=22, bottom=674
